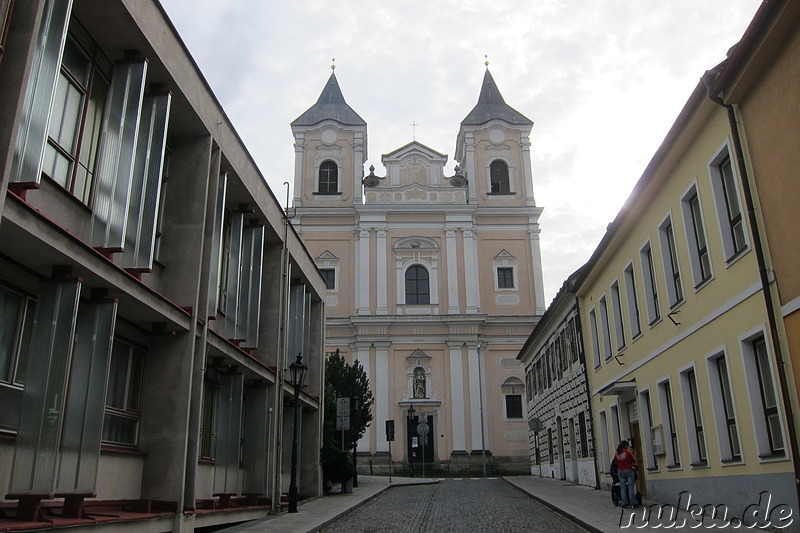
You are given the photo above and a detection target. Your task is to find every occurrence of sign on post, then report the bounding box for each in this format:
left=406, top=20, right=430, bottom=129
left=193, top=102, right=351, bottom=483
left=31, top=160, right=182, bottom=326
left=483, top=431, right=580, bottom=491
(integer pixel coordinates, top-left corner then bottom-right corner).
left=336, top=397, right=350, bottom=431
left=385, top=419, right=395, bottom=441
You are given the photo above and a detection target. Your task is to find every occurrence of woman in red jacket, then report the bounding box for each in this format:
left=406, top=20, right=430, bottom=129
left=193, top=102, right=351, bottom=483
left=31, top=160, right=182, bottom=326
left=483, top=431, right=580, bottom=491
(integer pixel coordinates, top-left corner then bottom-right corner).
left=614, top=440, right=638, bottom=508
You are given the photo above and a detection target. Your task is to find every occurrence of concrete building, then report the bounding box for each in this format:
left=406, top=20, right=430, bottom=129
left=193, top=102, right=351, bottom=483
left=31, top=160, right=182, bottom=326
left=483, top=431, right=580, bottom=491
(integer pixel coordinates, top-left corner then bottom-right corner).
left=575, top=75, right=796, bottom=517
left=518, top=267, right=597, bottom=487
left=0, top=1, right=325, bottom=531
left=290, top=68, right=545, bottom=474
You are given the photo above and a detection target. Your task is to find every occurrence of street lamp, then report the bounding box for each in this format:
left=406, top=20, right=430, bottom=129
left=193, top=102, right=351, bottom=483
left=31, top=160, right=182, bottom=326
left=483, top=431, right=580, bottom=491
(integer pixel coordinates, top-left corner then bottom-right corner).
left=288, top=353, right=307, bottom=513
left=407, top=405, right=416, bottom=478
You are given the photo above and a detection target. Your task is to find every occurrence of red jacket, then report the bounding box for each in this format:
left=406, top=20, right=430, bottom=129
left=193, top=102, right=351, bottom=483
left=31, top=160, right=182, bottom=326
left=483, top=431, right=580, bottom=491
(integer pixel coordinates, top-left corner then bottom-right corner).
left=615, top=449, right=636, bottom=471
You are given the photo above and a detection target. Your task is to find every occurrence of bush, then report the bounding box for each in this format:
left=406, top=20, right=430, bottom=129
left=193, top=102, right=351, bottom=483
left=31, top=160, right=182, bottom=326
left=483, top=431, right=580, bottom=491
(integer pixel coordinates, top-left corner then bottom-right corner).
left=320, top=444, right=354, bottom=484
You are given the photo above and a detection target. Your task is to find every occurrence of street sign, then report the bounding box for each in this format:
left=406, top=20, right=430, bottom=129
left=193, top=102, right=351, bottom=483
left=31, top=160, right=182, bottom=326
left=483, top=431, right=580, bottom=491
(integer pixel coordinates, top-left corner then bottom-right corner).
left=416, top=422, right=430, bottom=436
left=337, top=397, right=350, bottom=417
left=336, top=397, right=350, bottom=430
left=385, top=419, right=395, bottom=441
left=528, top=417, right=543, bottom=433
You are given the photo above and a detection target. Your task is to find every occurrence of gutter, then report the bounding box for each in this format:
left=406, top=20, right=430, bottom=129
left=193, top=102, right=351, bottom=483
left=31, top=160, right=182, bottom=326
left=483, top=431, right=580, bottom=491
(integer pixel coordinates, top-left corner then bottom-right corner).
left=702, top=70, right=800, bottom=515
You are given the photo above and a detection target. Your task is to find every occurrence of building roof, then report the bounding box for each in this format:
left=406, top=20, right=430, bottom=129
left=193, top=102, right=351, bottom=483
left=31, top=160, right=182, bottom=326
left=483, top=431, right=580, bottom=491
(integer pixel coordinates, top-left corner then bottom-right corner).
left=291, top=72, right=366, bottom=127
left=461, top=69, right=532, bottom=127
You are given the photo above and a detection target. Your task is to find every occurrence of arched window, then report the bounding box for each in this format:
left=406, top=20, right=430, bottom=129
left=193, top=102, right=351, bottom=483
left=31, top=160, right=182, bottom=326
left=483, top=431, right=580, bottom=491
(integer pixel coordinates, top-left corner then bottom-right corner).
left=405, top=265, right=430, bottom=304
left=489, top=160, right=510, bottom=194
left=502, top=377, right=524, bottom=419
left=318, top=160, right=338, bottom=194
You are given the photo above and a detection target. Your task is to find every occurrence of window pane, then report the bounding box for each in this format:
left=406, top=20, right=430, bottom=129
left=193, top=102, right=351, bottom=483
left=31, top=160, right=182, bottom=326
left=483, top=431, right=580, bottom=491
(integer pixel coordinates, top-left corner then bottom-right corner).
left=0, top=287, right=22, bottom=382
left=74, top=73, right=108, bottom=204
left=102, top=413, right=138, bottom=445
left=127, top=347, right=145, bottom=411
left=106, top=343, right=130, bottom=410
left=506, top=395, right=523, bottom=419
left=15, top=300, right=35, bottom=385
left=755, top=339, right=777, bottom=409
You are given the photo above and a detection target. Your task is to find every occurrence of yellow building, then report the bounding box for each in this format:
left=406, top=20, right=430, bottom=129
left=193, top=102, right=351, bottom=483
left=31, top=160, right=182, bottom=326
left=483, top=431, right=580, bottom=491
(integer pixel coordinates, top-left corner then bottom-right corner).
left=704, top=0, right=800, bottom=480
left=575, top=77, right=796, bottom=516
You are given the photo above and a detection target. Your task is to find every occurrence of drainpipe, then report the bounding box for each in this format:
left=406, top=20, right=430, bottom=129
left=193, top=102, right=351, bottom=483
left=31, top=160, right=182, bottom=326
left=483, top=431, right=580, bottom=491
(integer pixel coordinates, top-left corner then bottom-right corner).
left=704, top=74, right=800, bottom=513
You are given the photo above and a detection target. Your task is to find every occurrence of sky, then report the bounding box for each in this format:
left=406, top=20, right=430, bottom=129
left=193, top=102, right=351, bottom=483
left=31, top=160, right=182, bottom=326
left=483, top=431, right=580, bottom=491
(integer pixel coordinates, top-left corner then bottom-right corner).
left=159, top=0, right=763, bottom=305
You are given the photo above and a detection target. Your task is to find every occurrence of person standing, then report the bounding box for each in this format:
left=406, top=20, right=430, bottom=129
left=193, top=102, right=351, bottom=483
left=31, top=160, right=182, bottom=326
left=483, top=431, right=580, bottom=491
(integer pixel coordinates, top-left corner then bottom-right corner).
left=614, top=440, right=638, bottom=508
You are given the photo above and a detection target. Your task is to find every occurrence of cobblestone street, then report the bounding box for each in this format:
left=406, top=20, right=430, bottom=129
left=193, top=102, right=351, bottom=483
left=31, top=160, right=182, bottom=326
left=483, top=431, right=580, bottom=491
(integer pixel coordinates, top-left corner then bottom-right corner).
left=320, top=478, right=589, bottom=533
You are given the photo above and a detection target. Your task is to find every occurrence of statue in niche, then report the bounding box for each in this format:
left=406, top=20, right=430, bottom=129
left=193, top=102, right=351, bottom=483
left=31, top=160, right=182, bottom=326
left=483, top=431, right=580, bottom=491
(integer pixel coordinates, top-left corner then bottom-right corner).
left=413, top=367, right=426, bottom=399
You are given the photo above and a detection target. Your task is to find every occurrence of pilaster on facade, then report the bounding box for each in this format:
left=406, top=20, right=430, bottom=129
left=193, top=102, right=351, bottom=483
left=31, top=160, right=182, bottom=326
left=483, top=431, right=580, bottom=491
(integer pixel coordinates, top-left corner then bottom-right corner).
left=376, top=227, right=388, bottom=315
left=521, top=135, right=536, bottom=206
left=466, top=340, right=488, bottom=452
left=372, top=340, right=391, bottom=452
left=356, top=227, right=371, bottom=315
left=353, top=131, right=365, bottom=205
left=528, top=223, right=546, bottom=314
left=447, top=340, right=468, bottom=451
left=463, top=227, right=480, bottom=314
left=293, top=133, right=305, bottom=207
left=352, top=341, right=373, bottom=450
left=445, top=228, right=460, bottom=314
left=464, top=132, right=477, bottom=203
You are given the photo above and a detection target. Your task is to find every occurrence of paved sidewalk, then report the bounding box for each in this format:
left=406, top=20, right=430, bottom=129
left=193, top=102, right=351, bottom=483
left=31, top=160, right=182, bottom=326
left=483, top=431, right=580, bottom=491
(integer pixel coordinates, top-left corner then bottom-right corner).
left=221, top=476, right=440, bottom=533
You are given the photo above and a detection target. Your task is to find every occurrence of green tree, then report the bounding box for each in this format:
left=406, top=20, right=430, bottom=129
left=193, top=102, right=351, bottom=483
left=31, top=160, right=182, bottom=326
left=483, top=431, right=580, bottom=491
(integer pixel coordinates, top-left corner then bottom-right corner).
left=321, top=349, right=374, bottom=486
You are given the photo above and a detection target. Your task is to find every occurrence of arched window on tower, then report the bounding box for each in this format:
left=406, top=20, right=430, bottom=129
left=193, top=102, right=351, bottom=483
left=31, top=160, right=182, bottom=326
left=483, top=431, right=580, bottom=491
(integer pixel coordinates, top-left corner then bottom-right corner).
left=489, top=160, right=510, bottom=194
left=318, top=160, right=338, bottom=194
left=405, top=265, right=430, bottom=305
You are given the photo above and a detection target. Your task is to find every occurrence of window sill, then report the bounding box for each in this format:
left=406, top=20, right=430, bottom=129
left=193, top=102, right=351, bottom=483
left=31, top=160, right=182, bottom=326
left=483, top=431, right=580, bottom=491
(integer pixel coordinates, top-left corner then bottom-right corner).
left=723, top=247, right=749, bottom=268
left=690, top=461, right=710, bottom=469
left=101, top=444, right=143, bottom=456
left=312, top=192, right=342, bottom=196
left=648, top=316, right=663, bottom=329
left=487, top=192, right=516, bottom=196
left=758, top=451, right=788, bottom=463
left=198, top=457, right=216, bottom=465
left=693, top=276, right=714, bottom=293
left=720, top=457, right=744, bottom=466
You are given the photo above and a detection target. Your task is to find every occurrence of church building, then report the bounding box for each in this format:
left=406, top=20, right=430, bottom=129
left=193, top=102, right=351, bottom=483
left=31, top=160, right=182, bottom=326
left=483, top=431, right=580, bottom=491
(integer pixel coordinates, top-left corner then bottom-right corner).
left=290, top=67, right=545, bottom=474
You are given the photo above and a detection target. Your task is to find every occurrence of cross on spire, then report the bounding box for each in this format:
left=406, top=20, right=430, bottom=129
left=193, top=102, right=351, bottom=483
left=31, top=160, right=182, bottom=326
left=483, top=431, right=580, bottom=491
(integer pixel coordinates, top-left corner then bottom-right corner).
left=410, top=121, right=418, bottom=140
left=484, top=54, right=489, bottom=69
left=331, top=57, right=336, bottom=71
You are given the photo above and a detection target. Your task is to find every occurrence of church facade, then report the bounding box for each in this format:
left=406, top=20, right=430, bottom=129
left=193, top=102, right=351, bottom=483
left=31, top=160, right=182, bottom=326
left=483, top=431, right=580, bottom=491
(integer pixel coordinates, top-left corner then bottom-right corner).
left=291, top=68, right=545, bottom=474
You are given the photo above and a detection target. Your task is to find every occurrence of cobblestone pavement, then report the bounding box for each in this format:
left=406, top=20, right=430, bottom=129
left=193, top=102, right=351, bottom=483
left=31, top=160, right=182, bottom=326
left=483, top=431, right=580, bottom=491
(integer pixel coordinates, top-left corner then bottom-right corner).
left=320, top=478, right=590, bottom=532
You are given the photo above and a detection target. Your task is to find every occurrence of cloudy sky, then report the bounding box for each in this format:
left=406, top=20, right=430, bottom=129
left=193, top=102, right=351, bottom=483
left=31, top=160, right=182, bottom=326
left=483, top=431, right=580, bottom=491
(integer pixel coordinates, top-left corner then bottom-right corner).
left=159, top=0, right=763, bottom=304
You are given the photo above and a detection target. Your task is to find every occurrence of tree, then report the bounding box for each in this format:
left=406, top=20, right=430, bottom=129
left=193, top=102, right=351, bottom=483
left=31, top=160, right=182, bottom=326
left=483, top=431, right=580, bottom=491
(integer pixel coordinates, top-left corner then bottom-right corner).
left=321, top=349, right=374, bottom=487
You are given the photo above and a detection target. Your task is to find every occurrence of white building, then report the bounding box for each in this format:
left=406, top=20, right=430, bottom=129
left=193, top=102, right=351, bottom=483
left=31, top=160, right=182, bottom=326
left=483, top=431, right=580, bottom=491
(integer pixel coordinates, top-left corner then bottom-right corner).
left=291, top=67, right=545, bottom=474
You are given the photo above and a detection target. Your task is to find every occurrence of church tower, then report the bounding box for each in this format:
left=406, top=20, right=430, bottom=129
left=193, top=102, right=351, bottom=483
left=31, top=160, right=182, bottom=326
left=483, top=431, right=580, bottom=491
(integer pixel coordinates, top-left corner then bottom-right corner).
left=291, top=70, right=367, bottom=207
left=291, top=67, right=544, bottom=476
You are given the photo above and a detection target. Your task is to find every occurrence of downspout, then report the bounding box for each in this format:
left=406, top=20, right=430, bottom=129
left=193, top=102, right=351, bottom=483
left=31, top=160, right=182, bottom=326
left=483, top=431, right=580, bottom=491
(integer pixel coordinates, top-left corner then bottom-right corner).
left=704, top=74, right=800, bottom=511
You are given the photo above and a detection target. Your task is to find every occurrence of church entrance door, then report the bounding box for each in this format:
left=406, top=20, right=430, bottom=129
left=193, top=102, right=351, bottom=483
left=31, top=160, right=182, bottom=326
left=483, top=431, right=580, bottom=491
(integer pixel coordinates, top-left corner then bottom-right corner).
left=407, top=415, right=435, bottom=465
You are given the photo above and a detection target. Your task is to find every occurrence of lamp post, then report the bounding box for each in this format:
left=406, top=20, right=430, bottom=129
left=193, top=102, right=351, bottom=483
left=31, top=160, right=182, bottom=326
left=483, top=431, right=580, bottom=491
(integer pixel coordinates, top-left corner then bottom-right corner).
left=288, top=354, right=307, bottom=513
left=408, top=405, right=416, bottom=478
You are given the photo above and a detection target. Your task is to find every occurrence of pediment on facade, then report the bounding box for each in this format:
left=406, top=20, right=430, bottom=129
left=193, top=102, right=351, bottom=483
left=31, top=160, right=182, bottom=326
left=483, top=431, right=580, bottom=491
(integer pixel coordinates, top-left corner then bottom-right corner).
left=495, top=249, right=515, bottom=260
left=406, top=349, right=432, bottom=364
left=316, top=250, right=338, bottom=261
left=394, top=237, right=439, bottom=252
left=382, top=141, right=447, bottom=164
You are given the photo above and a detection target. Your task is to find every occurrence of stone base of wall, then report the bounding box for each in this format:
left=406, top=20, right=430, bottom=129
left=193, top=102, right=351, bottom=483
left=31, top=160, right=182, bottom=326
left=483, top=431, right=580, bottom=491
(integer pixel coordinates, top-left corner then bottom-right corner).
left=354, top=451, right=530, bottom=476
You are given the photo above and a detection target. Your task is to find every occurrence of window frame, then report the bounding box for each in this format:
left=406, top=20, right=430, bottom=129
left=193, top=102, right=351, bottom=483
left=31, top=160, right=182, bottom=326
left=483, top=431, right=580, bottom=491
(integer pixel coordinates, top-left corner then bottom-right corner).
left=489, top=159, right=511, bottom=194
left=742, top=333, right=785, bottom=457
left=658, top=378, right=680, bottom=468
left=640, top=241, right=661, bottom=326
left=708, top=144, right=748, bottom=262
left=680, top=366, right=707, bottom=466
left=623, top=263, right=642, bottom=340
left=42, top=25, right=112, bottom=205
left=598, top=295, right=612, bottom=359
left=319, top=268, right=336, bottom=291
left=658, top=215, right=685, bottom=309
left=496, top=266, right=515, bottom=290
left=404, top=264, right=431, bottom=305
left=317, top=160, right=339, bottom=194
left=610, top=280, right=626, bottom=351
left=589, top=307, right=601, bottom=368
left=706, top=351, right=741, bottom=462
left=102, top=337, right=146, bottom=448
left=0, top=283, right=36, bottom=388
left=681, top=185, right=713, bottom=288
